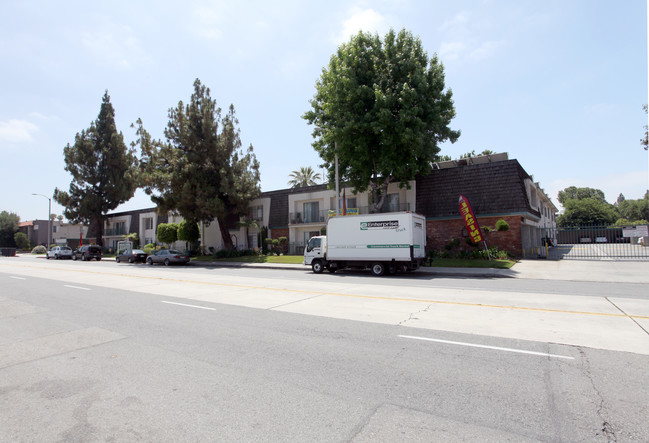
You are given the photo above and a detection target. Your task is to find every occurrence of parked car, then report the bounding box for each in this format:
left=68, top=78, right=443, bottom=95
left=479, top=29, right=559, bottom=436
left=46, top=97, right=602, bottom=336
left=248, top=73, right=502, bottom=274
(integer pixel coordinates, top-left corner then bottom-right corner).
left=146, top=249, right=190, bottom=266
left=72, top=245, right=102, bottom=261
left=116, top=249, right=148, bottom=264
left=46, top=246, right=74, bottom=260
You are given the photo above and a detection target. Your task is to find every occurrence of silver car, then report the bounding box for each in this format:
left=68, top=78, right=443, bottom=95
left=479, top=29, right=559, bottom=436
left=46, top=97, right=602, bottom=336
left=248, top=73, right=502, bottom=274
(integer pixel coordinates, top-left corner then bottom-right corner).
left=146, top=249, right=190, bottom=266
left=46, top=246, right=74, bottom=260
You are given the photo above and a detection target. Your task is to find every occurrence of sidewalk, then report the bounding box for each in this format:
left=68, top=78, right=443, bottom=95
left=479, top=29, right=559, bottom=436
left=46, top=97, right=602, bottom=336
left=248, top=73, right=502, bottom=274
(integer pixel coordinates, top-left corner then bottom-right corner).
left=17, top=254, right=649, bottom=284
left=196, top=259, right=649, bottom=284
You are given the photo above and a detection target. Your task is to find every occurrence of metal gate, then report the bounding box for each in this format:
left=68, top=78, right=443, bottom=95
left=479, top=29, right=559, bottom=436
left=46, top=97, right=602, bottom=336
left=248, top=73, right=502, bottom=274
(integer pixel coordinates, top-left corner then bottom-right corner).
left=538, top=225, right=649, bottom=260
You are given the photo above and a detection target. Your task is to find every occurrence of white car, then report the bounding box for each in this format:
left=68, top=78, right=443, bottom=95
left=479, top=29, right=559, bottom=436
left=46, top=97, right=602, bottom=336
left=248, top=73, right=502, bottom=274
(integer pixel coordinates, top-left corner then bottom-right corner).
left=46, top=246, right=74, bottom=260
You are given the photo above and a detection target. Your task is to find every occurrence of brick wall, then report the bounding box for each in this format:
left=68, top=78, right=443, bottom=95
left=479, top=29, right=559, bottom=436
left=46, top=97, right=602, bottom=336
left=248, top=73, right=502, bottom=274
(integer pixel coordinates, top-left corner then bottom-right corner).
left=426, top=215, right=522, bottom=256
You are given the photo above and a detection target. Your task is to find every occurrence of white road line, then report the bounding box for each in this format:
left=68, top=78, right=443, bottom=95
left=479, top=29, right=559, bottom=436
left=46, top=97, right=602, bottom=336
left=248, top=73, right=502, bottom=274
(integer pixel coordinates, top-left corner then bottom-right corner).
left=10, top=276, right=26, bottom=280
left=64, top=285, right=91, bottom=291
left=161, top=301, right=216, bottom=311
left=398, top=335, right=574, bottom=360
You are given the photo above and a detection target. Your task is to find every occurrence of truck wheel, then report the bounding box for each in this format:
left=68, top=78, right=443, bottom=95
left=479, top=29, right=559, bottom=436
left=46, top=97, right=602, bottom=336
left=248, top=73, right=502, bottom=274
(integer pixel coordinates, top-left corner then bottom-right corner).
left=371, top=263, right=385, bottom=276
left=312, top=259, right=324, bottom=274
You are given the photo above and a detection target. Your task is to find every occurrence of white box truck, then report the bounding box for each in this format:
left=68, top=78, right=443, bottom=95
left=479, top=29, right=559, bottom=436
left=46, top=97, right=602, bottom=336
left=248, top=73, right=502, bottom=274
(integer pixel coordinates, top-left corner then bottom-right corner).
left=303, top=212, right=427, bottom=276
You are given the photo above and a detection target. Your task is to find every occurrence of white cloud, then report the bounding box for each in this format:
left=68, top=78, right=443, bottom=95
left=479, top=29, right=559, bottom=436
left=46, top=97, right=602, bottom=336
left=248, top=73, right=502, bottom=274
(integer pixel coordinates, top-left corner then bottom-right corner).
left=439, top=41, right=467, bottom=61
left=469, top=40, right=502, bottom=61
left=335, top=7, right=388, bottom=44
left=0, top=119, right=39, bottom=143
left=80, top=23, right=148, bottom=70
left=440, top=13, right=468, bottom=32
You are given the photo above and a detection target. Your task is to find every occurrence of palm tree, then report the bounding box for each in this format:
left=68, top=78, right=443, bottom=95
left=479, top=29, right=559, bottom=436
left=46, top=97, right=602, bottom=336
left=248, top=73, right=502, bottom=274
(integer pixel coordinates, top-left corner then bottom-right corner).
left=288, top=167, right=321, bottom=188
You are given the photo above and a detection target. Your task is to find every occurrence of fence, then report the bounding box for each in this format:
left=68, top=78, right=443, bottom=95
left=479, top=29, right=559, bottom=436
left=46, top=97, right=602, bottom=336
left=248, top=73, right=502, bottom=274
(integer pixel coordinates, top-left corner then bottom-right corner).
left=531, top=225, right=649, bottom=260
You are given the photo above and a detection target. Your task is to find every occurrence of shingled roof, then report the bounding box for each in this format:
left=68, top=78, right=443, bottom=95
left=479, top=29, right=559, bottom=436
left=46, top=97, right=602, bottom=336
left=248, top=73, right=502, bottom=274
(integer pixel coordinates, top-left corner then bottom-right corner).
left=415, top=159, right=540, bottom=219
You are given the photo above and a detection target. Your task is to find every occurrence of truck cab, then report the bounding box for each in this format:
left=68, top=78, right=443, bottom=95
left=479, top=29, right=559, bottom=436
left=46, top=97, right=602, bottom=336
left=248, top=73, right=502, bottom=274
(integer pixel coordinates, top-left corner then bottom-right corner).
left=303, top=235, right=326, bottom=267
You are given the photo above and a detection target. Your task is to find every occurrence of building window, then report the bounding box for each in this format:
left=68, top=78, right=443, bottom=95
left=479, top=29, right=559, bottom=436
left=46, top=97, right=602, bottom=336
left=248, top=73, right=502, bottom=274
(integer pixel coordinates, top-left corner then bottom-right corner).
left=144, top=217, right=153, bottom=230
left=347, top=197, right=357, bottom=209
left=249, top=205, right=263, bottom=221
left=303, top=202, right=320, bottom=223
left=52, top=225, right=57, bottom=233
left=382, top=194, right=400, bottom=212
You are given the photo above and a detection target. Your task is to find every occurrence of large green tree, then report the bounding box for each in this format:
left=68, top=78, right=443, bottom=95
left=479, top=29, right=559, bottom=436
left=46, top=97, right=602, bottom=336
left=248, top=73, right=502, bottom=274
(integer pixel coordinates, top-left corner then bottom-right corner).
left=0, top=210, right=20, bottom=247
left=54, top=92, right=138, bottom=246
left=557, top=186, right=606, bottom=205
left=557, top=198, right=618, bottom=227
left=135, top=79, right=260, bottom=250
left=303, top=28, right=460, bottom=212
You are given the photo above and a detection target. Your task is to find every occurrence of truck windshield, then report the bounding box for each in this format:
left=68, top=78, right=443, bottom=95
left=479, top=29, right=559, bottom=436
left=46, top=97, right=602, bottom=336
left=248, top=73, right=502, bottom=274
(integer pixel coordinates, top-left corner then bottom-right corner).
left=307, top=237, right=321, bottom=251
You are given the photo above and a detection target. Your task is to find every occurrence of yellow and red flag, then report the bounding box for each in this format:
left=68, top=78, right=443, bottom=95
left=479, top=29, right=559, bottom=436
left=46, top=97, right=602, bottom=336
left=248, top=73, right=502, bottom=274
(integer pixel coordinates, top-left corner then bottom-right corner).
left=458, top=194, right=483, bottom=244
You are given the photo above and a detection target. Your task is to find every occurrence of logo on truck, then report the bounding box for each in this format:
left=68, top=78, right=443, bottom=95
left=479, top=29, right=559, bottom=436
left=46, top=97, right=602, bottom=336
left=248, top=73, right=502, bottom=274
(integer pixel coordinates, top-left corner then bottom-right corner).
left=360, top=220, right=399, bottom=230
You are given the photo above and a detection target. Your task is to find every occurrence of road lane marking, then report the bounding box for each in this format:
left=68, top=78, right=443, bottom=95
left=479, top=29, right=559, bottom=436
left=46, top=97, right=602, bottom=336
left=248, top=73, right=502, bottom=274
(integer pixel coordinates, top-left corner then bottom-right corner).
left=398, top=335, right=575, bottom=360
left=161, top=301, right=216, bottom=311
left=64, top=285, right=90, bottom=291
left=10, top=276, right=26, bottom=280
left=3, top=262, right=649, bottom=321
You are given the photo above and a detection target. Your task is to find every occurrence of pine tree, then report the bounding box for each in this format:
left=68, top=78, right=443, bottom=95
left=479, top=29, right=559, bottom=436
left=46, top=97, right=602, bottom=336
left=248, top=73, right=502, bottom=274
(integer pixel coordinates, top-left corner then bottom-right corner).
left=54, top=92, right=138, bottom=246
left=135, top=79, right=260, bottom=250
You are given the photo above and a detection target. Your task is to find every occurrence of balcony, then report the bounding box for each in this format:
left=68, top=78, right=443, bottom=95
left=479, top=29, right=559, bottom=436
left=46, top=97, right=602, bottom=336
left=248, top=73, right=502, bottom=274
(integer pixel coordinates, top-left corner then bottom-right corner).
left=104, top=227, right=128, bottom=236
left=290, top=210, right=328, bottom=225
left=289, top=203, right=411, bottom=225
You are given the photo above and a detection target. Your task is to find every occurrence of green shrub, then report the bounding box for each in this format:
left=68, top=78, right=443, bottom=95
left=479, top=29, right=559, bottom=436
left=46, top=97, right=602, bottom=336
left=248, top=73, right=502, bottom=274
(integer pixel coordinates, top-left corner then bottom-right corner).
left=14, top=232, right=30, bottom=250
left=31, top=245, right=47, bottom=254
left=495, top=219, right=510, bottom=231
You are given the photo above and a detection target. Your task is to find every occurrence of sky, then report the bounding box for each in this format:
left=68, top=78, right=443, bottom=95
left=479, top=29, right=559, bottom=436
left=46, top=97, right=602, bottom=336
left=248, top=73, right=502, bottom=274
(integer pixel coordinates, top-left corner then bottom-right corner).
left=1, top=0, right=647, bottom=221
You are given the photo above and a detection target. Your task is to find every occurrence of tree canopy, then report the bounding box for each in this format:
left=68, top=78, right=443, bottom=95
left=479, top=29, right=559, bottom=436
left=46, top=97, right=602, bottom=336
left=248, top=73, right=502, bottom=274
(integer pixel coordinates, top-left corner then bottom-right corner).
left=557, top=186, right=606, bottom=205
left=54, top=91, right=138, bottom=246
left=288, top=166, right=321, bottom=188
left=556, top=186, right=648, bottom=226
left=0, top=210, right=20, bottom=247
left=135, top=79, right=260, bottom=250
left=303, top=28, right=459, bottom=212
left=557, top=198, right=618, bottom=227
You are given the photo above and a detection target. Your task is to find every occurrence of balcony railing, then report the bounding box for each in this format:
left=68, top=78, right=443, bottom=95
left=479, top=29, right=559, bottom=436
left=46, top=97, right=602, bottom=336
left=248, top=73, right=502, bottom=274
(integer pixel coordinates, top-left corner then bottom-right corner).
left=289, top=210, right=328, bottom=225
left=104, top=227, right=128, bottom=236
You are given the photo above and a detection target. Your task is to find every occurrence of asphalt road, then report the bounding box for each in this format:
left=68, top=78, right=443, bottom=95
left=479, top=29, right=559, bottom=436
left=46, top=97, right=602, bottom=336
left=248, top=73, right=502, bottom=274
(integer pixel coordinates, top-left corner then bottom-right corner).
left=1, top=257, right=648, bottom=442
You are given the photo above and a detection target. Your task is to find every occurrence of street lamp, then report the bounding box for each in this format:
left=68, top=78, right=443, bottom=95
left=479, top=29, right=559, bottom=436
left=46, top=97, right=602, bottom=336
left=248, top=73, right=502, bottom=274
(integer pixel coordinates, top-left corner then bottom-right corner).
left=32, top=193, right=52, bottom=250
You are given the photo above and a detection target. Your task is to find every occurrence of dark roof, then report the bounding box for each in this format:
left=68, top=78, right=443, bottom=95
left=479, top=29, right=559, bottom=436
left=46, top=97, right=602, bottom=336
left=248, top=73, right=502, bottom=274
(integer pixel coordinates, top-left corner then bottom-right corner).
left=416, top=159, right=540, bottom=218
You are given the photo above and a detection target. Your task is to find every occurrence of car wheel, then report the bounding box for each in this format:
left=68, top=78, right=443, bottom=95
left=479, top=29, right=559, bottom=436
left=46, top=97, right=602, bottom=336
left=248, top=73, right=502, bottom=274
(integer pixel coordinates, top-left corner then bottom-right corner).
left=81, top=255, right=86, bottom=261
left=147, top=257, right=153, bottom=265
left=115, top=257, right=120, bottom=263
left=371, top=263, right=386, bottom=277
left=128, top=258, right=133, bottom=263
left=96, top=257, right=101, bottom=261
left=164, top=258, right=170, bottom=267
left=311, top=259, right=324, bottom=274
left=55, top=254, right=60, bottom=260
left=46, top=254, right=50, bottom=260
left=72, top=255, right=77, bottom=261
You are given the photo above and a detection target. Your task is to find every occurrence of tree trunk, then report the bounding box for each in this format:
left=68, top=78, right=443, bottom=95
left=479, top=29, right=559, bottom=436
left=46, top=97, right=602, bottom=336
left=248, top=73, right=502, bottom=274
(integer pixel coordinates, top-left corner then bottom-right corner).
left=217, top=216, right=234, bottom=250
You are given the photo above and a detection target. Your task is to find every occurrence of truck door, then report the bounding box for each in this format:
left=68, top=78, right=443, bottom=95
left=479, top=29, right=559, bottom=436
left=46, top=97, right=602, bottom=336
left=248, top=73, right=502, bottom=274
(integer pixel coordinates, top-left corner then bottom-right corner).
left=305, top=237, right=323, bottom=263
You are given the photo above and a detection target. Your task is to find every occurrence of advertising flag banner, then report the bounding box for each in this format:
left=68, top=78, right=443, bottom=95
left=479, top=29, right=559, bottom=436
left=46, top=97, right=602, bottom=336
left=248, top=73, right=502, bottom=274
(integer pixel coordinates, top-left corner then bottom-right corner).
left=458, top=195, right=483, bottom=243
left=342, top=188, right=346, bottom=216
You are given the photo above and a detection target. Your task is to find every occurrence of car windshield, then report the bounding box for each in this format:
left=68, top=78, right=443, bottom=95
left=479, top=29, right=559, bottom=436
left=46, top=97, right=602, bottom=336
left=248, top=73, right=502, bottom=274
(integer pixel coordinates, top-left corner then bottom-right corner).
left=132, top=250, right=145, bottom=254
